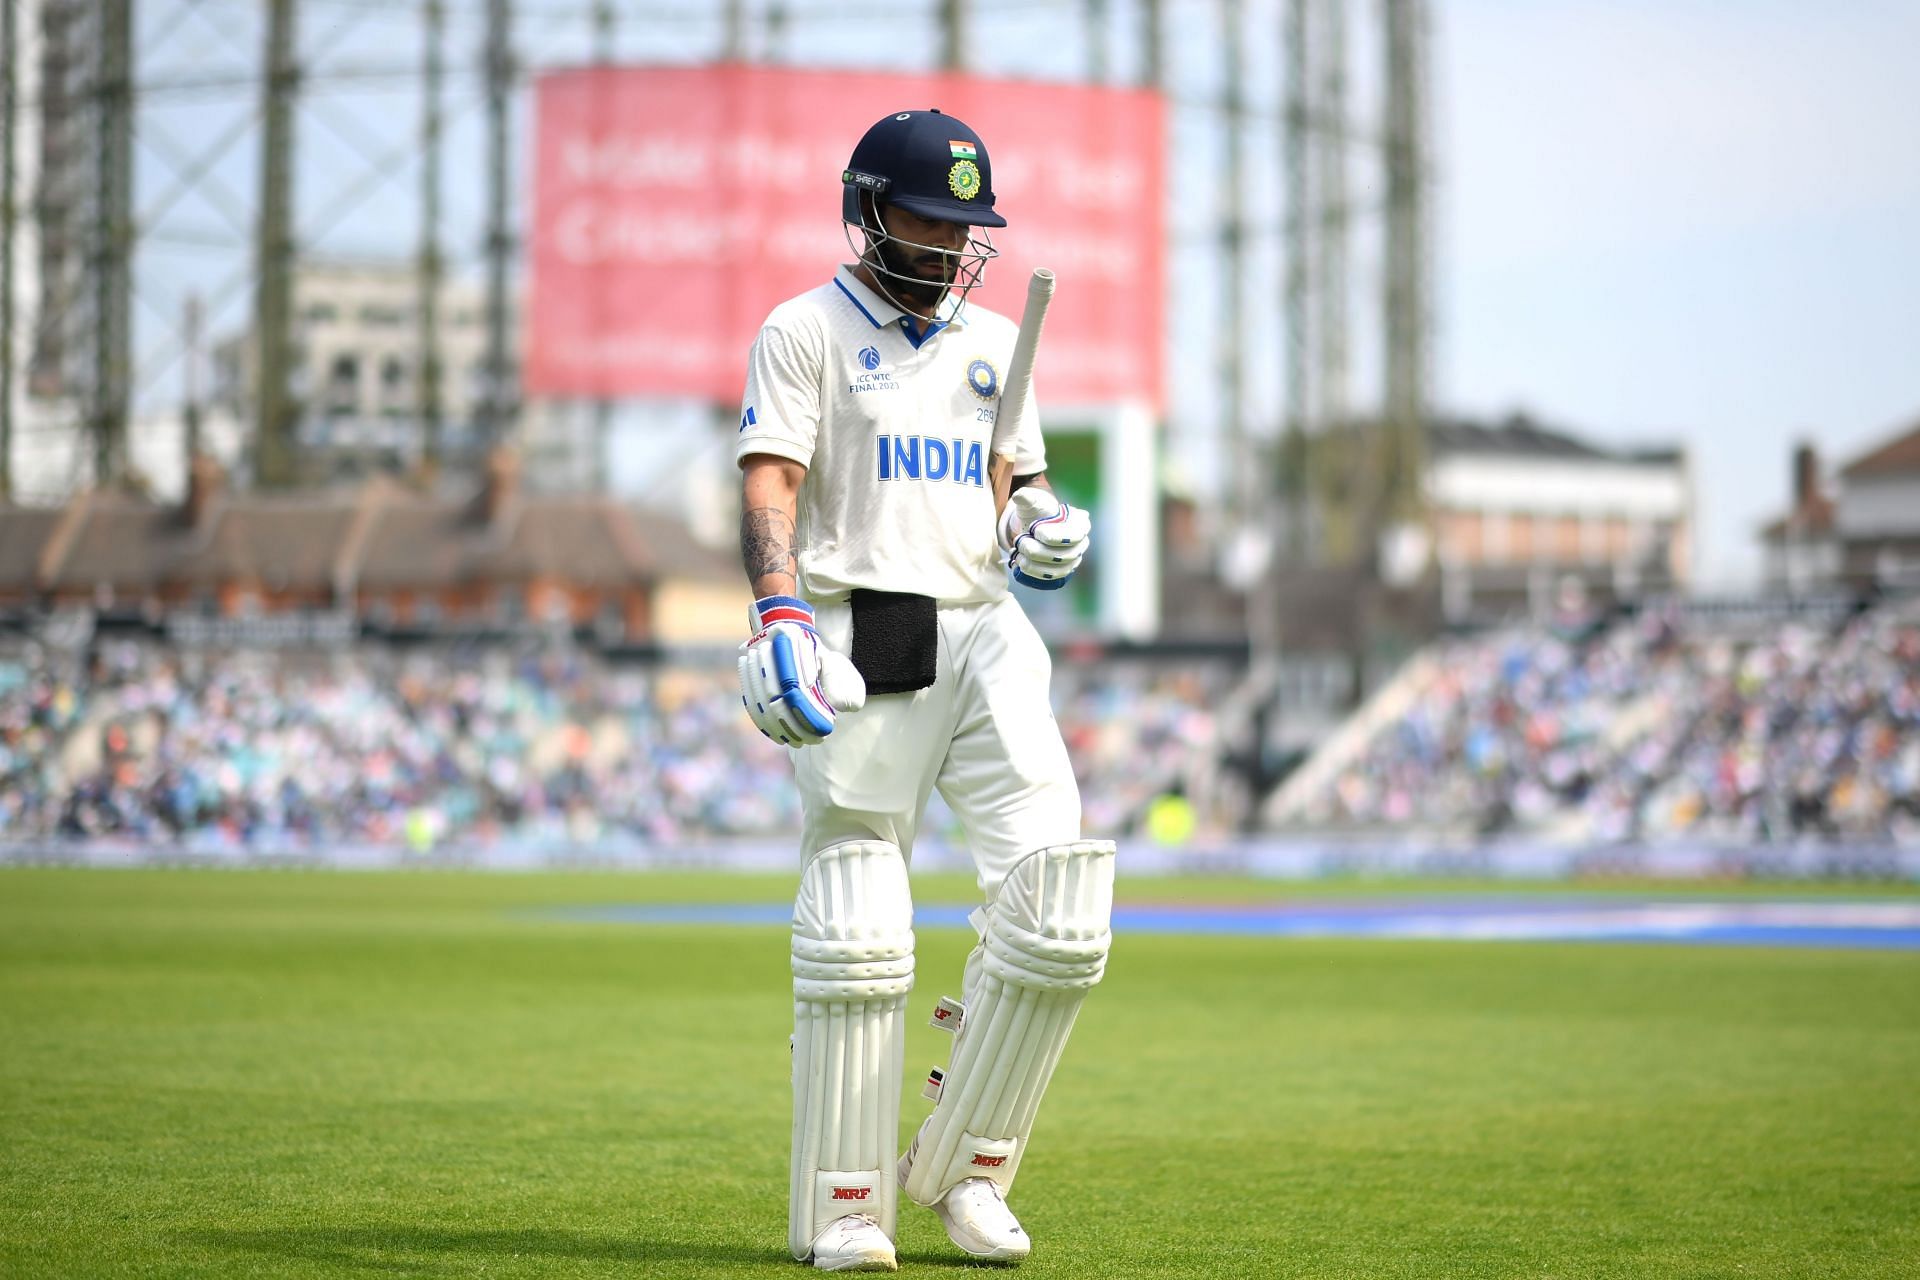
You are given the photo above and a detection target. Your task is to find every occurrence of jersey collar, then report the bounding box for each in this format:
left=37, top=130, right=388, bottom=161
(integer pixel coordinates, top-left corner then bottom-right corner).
left=833, top=265, right=960, bottom=350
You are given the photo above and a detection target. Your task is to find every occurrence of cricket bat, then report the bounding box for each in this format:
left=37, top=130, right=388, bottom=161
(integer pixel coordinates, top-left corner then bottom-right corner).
left=989, top=268, right=1056, bottom=519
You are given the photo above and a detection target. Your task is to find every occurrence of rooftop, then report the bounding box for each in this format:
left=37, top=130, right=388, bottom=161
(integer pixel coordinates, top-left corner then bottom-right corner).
left=1759, top=493, right=1836, bottom=542
left=1839, top=417, right=1920, bottom=480
left=1428, top=413, right=1683, bottom=466
left=0, top=462, right=731, bottom=597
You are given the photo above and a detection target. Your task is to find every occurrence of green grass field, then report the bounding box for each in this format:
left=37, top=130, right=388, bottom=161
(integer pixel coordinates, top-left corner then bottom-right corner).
left=2, top=868, right=1918, bottom=1278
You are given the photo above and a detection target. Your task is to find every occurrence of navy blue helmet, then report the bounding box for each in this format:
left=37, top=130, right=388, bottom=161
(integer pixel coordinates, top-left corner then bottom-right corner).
left=841, top=109, right=1007, bottom=229
left=840, top=109, right=1003, bottom=318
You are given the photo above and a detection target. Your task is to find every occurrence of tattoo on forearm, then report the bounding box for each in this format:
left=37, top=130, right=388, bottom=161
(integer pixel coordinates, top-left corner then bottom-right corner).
left=741, top=506, right=799, bottom=586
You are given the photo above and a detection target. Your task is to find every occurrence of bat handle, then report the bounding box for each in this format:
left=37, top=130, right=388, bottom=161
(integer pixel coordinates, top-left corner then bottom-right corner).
left=990, top=449, right=1017, bottom=520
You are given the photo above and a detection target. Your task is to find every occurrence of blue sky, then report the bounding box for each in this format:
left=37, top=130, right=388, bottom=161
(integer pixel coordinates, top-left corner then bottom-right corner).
left=115, top=0, right=1920, bottom=584
left=1438, top=0, right=1920, bottom=582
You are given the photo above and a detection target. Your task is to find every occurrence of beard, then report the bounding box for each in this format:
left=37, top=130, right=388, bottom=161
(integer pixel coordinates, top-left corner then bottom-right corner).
left=872, top=232, right=955, bottom=312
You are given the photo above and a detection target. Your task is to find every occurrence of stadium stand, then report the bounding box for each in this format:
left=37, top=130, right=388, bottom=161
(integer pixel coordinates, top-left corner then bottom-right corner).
left=1275, top=593, right=1920, bottom=844
left=0, top=640, right=1236, bottom=852
left=11, top=593, right=1914, bottom=859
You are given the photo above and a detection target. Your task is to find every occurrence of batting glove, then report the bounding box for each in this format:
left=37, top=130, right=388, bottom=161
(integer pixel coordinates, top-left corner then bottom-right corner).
left=999, top=487, right=1092, bottom=591
left=738, top=596, right=867, bottom=747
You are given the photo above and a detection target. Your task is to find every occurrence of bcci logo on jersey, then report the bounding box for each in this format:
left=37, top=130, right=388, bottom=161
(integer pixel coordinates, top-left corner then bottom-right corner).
left=877, top=434, right=986, bottom=487
left=966, top=358, right=998, bottom=400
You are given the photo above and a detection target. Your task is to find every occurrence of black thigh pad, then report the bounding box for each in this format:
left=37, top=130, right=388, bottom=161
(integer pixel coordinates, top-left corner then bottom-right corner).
left=848, top=590, right=939, bottom=695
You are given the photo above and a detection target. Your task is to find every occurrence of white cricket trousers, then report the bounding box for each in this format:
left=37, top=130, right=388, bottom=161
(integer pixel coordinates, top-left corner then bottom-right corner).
left=795, top=593, right=1081, bottom=892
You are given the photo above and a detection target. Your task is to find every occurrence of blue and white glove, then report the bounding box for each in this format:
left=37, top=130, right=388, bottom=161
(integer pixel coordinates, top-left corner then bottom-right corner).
left=999, top=487, right=1092, bottom=590
left=738, top=596, right=867, bottom=747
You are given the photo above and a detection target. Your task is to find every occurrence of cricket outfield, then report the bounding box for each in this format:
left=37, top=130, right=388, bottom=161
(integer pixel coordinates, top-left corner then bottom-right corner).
left=2, top=868, right=1917, bottom=1278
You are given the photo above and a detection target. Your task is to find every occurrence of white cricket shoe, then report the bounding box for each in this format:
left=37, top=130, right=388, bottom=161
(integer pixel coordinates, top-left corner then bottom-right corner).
left=806, top=1214, right=898, bottom=1272
left=926, top=1178, right=1031, bottom=1262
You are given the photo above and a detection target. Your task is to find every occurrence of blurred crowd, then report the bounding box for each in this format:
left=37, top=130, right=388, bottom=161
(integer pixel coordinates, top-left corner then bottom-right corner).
left=1304, top=598, right=1920, bottom=843
left=11, top=598, right=1916, bottom=852
left=15, top=599, right=1915, bottom=852
left=0, top=639, right=1230, bottom=851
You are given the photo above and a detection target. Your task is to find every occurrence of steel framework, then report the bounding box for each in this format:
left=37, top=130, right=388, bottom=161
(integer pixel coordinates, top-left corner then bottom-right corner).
left=5, top=0, right=1428, bottom=531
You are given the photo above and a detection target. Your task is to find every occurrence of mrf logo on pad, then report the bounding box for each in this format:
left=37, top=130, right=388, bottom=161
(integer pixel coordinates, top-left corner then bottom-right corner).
left=929, top=996, right=965, bottom=1033
left=829, top=1185, right=873, bottom=1201
left=971, top=1154, right=1008, bottom=1168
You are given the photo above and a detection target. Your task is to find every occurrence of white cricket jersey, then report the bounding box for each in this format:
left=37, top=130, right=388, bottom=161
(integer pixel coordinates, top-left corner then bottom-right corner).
left=735, top=265, right=1046, bottom=607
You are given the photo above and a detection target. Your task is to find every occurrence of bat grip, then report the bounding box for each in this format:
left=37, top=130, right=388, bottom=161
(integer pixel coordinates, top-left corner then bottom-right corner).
left=990, top=451, right=1017, bottom=520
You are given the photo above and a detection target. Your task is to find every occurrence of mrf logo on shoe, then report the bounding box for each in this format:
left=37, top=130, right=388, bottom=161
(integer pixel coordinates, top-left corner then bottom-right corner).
left=970, top=1154, right=1008, bottom=1168
left=830, top=1186, right=873, bottom=1201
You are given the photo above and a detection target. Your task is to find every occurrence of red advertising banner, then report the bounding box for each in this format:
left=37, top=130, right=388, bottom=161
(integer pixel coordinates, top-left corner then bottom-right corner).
left=526, top=65, right=1165, bottom=410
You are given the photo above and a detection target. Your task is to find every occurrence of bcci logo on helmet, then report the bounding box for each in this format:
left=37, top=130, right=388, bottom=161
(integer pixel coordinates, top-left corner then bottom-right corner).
left=948, top=159, right=983, bottom=201
left=859, top=346, right=882, bottom=370
left=966, top=358, right=998, bottom=400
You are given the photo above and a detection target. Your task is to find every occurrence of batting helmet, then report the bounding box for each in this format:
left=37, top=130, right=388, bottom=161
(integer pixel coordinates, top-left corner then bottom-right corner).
left=841, top=109, right=1007, bottom=228
left=841, top=109, right=1003, bottom=318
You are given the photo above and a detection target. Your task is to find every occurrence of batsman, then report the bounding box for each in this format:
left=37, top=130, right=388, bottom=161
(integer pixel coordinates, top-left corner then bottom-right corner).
left=735, top=109, right=1115, bottom=1272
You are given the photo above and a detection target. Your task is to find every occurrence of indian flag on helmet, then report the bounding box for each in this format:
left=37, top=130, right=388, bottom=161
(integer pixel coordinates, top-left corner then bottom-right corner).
left=949, top=140, right=978, bottom=159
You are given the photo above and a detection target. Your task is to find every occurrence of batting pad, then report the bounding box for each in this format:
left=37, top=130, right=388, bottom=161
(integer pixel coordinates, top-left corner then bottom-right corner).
left=900, top=840, right=1116, bottom=1206
left=790, top=840, right=916, bottom=1260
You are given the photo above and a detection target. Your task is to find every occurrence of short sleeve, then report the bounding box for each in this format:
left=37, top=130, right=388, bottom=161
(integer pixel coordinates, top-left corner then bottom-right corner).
left=735, top=315, right=824, bottom=469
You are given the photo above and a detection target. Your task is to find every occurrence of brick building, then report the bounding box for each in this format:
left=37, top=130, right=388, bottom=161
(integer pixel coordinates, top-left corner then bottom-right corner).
left=1758, top=443, right=1839, bottom=595
left=0, top=453, right=744, bottom=645
left=1425, top=414, right=1691, bottom=621
left=1758, top=414, right=1920, bottom=594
